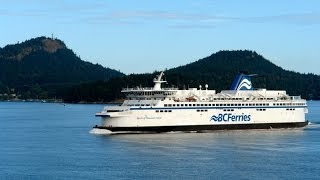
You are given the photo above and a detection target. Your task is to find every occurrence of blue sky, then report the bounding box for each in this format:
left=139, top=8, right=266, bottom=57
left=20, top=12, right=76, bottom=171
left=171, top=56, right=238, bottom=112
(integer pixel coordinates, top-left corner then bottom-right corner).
left=1, top=0, right=320, bottom=74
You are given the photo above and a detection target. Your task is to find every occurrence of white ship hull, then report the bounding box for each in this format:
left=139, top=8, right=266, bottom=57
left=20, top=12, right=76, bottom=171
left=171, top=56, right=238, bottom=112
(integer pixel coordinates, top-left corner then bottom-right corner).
left=95, top=72, right=308, bottom=133
left=95, top=105, right=308, bottom=132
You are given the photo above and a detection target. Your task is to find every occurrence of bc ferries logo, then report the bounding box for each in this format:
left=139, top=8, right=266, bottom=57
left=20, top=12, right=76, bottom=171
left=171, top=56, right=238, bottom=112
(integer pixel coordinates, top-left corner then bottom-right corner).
left=230, top=73, right=255, bottom=91
left=237, top=79, right=252, bottom=90
left=210, top=113, right=251, bottom=122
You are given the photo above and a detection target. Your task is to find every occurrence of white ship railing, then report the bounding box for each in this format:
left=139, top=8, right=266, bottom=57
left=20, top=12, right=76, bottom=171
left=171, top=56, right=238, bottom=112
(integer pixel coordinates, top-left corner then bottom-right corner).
left=122, top=87, right=178, bottom=91
left=290, top=96, right=301, bottom=100
left=103, top=106, right=130, bottom=112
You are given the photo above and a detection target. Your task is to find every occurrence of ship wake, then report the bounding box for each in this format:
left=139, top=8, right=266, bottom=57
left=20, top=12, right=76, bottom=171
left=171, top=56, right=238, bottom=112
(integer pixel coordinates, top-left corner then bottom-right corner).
left=89, top=128, right=113, bottom=135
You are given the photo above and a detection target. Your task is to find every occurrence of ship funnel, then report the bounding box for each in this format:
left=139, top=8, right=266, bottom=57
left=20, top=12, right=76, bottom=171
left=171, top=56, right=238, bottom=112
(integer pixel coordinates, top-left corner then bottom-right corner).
left=230, top=73, right=256, bottom=90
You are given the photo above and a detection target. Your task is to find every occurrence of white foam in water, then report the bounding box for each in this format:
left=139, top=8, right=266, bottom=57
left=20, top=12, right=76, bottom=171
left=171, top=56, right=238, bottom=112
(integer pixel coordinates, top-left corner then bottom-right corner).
left=89, top=128, right=113, bottom=135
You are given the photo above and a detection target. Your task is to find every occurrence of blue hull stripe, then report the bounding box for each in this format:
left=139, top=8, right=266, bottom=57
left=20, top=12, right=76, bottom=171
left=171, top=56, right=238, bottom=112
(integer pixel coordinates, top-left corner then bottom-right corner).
left=94, top=121, right=309, bottom=132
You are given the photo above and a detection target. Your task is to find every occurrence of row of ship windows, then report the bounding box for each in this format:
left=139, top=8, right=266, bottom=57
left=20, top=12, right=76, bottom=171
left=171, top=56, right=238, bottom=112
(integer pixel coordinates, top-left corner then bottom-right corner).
left=155, top=110, right=172, bottom=113
left=129, top=98, right=161, bottom=100
left=164, top=103, right=270, bottom=107
left=273, top=103, right=304, bottom=106
left=224, top=109, right=235, bottom=112
left=197, top=109, right=208, bottom=112
left=130, top=97, right=288, bottom=101
left=164, top=103, right=305, bottom=107
left=212, top=97, right=277, bottom=101
left=154, top=108, right=296, bottom=113
left=129, top=92, right=174, bottom=96
left=128, top=103, right=305, bottom=107
left=286, top=108, right=296, bottom=111
left=128, top=104, right=156, bottom=106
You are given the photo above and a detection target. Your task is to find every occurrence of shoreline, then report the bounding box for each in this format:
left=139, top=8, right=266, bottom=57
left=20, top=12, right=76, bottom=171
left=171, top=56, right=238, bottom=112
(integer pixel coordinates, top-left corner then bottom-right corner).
left=0, top=99, right=123, bottom=105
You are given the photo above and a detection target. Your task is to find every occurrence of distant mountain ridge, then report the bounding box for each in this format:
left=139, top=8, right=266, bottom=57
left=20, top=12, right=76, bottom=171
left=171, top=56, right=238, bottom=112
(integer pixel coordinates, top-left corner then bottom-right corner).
left=65, top=50, right=320, bottom=102
left=1, top=36, right=319, bottom=102
left=0, top=37, right=66, bottom=60
left=165, top=50, right=320, bottom=99
left=0, top=36, right=124, bottom=99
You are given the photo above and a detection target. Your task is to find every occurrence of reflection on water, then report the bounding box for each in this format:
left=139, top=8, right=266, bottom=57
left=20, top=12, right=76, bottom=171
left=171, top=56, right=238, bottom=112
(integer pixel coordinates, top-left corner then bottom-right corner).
left=104, top=128, right=307, bottom=153
left=92, top=126, right=320, bottom=179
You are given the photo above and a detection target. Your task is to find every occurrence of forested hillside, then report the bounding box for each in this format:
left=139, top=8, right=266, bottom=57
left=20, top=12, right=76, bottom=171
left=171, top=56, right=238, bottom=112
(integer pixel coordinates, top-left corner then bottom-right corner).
left=1, top=37, right=318, bottom=102
left=0, top=37, right=124, bottom=99
left=65, top=50, right=320, bottom=102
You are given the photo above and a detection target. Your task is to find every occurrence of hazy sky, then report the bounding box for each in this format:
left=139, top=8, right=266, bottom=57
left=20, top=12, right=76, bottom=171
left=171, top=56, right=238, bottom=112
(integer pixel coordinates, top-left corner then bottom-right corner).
left=1, top=0, right=320, bottom=74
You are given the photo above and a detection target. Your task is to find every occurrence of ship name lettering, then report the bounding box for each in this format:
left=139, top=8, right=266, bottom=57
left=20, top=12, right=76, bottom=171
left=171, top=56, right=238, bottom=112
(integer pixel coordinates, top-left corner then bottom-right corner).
left=210, top=113, right=251, bottom=122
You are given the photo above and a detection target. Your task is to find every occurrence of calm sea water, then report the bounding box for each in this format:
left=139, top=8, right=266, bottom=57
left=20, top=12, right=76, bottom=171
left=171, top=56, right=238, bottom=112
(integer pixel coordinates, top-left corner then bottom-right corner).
left=1, top=101, right=320, bottom=179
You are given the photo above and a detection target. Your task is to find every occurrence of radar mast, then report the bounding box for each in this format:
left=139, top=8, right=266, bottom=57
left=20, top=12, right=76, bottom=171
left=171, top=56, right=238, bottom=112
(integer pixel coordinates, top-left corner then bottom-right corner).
left=153, top=71, right=167, bottom=90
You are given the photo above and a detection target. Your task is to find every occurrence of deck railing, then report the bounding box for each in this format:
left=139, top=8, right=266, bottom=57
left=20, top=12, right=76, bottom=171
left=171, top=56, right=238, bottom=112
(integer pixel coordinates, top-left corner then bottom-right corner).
left=122, top=87, right=178, bottom=91
left=290, top=96, right=301, bottom=100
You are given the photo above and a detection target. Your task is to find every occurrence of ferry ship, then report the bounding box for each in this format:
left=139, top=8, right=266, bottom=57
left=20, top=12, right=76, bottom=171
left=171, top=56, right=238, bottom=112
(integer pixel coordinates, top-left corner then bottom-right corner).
left=95, top=72, right=308, bottom=133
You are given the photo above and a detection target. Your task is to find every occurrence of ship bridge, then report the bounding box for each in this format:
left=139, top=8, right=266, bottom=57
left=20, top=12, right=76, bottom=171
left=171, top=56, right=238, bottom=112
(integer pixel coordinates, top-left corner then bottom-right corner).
left=121, top=71, right=178, bottom=99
